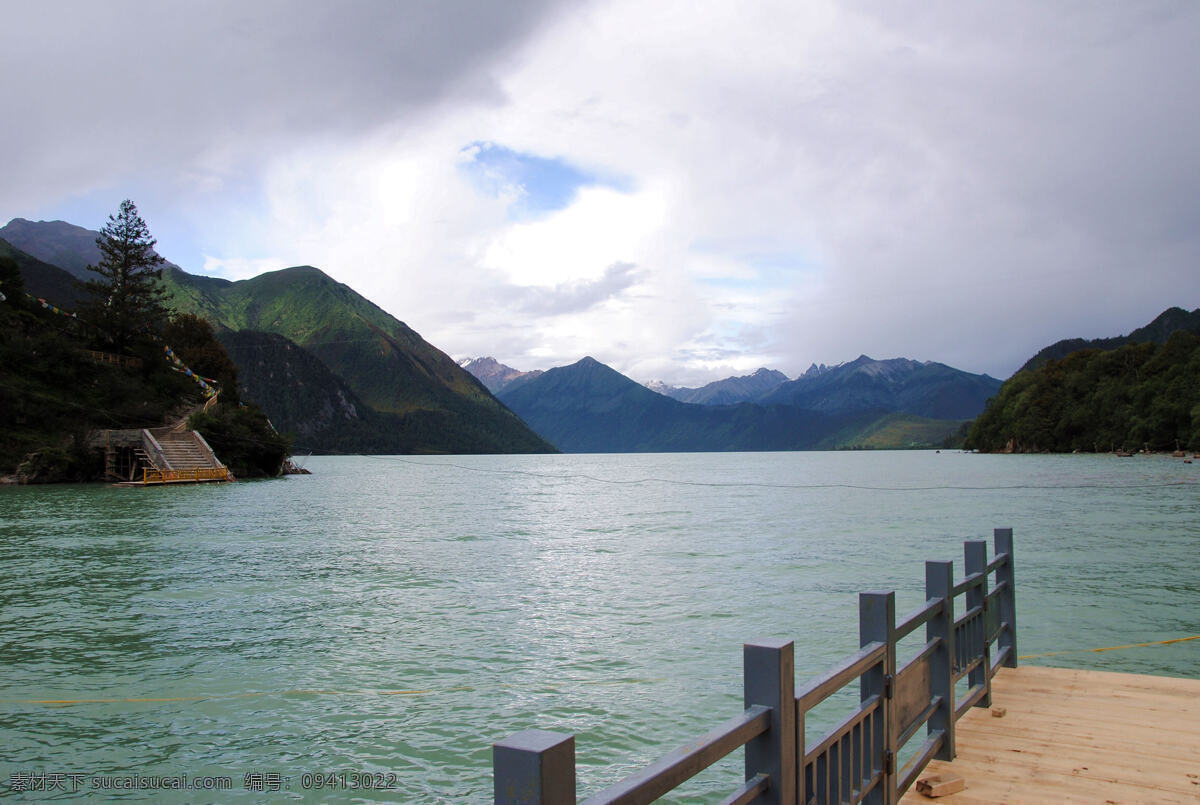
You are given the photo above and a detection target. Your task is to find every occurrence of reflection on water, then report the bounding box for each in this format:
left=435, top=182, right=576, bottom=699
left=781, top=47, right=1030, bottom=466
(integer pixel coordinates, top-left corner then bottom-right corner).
left=1, top=452, right=1197, bottom=801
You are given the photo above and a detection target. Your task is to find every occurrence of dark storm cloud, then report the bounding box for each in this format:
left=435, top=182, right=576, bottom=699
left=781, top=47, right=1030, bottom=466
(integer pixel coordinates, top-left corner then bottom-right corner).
left=0, top=0, right=567, bottom=214
left=769, top=1, right=1200, bottom=378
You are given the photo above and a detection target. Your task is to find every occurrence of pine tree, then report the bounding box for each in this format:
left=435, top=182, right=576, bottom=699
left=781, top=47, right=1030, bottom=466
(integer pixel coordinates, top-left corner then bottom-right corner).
left=81, top=199, right=170, bottom=351
left=0, top=255, right=25, bottom=307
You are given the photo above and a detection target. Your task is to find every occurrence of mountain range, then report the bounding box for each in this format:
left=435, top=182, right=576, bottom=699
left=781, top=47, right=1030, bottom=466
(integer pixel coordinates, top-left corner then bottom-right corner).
left=494, top=357, right=890, bottom=452
left=454, top=353, right=1000, bottom=452
left=758, top=356, right=1001, bottom=420
left=9, top=213, right=1189, bottom=456
left=458, top=356, right=542, bottom=394
left=468, top=353, right=999, bottom=419
left=461, top=307, right=1199, bottom=453
left=650, top=367, right=790, bottom=405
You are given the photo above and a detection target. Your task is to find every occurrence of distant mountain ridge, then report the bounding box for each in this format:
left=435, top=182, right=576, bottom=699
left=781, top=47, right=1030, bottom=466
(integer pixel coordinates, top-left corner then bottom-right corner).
left=0, top=218, right=111, bottom=279
left=1, top=218, right=554, bottom=455
left=643, top=358, right=997, bottom=420
left=458, top=356, right=542, bottom=394
left=467, top=350, right=998, bottom=451
left=759, top=355, right=1001, bottom=421
left=496, top=357, right=888, bottom=452
left=653, top=367, right=789, bottom=405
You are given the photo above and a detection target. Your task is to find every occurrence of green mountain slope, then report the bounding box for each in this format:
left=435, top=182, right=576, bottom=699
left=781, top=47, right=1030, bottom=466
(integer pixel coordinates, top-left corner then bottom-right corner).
left=159, top=265, right=553, bottom=453
left=830, top=412, right=969, bottom=450
left=966, top=331, right=1200, bottom=453
left=162, top=265, right=488, bottom=413
left=1018, top=307, right=1200, bottom=374
left=217, top=330, right=552, bottom=454
left=0, top=238, right=86, bottom=309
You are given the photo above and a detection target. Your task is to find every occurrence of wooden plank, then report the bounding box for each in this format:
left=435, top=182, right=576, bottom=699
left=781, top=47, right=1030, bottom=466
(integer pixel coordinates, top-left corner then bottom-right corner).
left=915, top=774, right=965, bottom=797
left=908, top=757, right=1200, bottom=802
left=899, top=666, right=1200, bottom=804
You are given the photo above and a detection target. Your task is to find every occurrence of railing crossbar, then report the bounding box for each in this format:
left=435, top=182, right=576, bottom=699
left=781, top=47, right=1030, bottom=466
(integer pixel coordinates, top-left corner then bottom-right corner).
left=955, top=684, right=987, bottom=720
left=717, top=772, right=769, bottom=805
left=796, top=642, right=886, bottom=710
left=143, top=467, right=230, bottom=484
left=896, top=731, right=946, bottom=794
left=951, top=570, right=986, bottom=597
left=580, top=705, right=771, bottom=805
left=954, top=604, right=983, bottom=629
left=953, top=655, right=983, bottom=682
left=493, top=529, right=1018, bottom=805
left=992, top=644, right=1013, bottom=673
left=896, top=696, right=942, bottom=749
left=896, top=597, right=944, bottom=640
left=898, top=637, right=940, bottom=676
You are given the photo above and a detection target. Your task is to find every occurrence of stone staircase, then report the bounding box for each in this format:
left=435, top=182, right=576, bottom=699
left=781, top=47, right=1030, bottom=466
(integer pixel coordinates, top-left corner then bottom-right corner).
left=89, top=425, right=230, bottom=485
left=155, top=431, right=220, bottom=471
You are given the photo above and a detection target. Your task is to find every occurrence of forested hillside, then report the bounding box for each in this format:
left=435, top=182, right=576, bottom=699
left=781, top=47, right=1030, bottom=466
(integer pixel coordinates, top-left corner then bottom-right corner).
left=0, top=269, right=288, bottom=481
left=1017, top=307, right=1200, bottom=373
left=965, top=331, right=1200, bottom=453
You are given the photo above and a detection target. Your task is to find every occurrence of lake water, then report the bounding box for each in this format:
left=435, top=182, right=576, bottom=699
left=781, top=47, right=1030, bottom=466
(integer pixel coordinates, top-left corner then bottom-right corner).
left=1, top=451, right=1197, bottom=802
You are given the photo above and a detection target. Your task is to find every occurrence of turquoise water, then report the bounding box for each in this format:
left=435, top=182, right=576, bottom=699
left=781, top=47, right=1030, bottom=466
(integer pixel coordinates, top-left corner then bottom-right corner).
left=1, top=451, right=1197, bottom=802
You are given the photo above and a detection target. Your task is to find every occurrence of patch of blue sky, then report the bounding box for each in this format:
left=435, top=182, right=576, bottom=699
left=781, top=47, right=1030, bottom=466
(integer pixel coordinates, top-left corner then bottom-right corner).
left=30, top=185, right=206, bottom=270
left=459, top=141, right=630, bottom=220
left=691, top=240, right=820, bottom=291
left=698, top=262, right=814, bottom=292
left=31, top=187, right=120, bottom=232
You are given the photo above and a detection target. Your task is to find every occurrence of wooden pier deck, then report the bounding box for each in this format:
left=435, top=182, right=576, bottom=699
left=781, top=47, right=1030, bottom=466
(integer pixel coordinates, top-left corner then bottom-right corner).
left=492, top=533, right=1198, bottom=805
left=900, top=665, right=1200, bottom=804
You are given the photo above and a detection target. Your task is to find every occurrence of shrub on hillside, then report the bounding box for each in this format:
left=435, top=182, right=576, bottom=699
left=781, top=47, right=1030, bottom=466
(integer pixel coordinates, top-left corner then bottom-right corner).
left=189, top=403, right=290, bottom=478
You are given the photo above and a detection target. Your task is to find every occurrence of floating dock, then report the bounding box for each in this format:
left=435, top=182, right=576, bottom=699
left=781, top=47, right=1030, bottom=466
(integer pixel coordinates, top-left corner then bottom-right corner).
left=901, top=665, right=1200, bottom=804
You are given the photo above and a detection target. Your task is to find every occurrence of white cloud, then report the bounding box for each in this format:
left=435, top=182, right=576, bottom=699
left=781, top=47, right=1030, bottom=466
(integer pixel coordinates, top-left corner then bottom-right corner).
left=6, top=0, right=1200, bottom=385
left=481, top=185, right=666, bottom=286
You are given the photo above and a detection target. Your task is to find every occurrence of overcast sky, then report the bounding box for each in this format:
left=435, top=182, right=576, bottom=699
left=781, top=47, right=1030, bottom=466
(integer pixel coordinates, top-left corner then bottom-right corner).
left=4, top=0, right=1199, bottom=384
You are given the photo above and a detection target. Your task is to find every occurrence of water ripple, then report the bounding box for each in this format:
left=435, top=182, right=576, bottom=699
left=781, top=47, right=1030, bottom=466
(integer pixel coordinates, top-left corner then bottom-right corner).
left=1, top=452, right=1196, bottom=801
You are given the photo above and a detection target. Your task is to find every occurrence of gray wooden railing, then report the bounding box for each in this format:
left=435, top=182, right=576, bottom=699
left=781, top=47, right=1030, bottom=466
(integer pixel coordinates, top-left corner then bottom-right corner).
left=141, top=429, right=170, bottom=472
left=493, top=528, right=1016, bottom=805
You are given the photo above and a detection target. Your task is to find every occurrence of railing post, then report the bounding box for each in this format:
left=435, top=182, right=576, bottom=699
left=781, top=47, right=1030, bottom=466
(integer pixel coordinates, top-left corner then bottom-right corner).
left=994, top=528, right=1017, bottom=668
left=925, top=561, right=955, bottom=761
left=860, top=591, right=895, bottom=805
left=964, top=541, right=992, bottom=708
left=493, top=730, right=576, bottom=805
left=744, top=639, right=796, bottom=805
